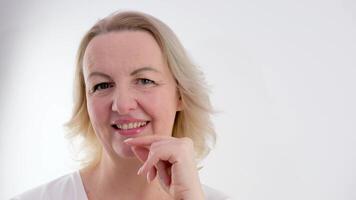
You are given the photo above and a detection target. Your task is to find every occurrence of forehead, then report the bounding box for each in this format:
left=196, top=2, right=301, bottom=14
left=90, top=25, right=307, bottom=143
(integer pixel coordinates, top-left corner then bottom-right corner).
left=83, top=30, right=166, bottom=73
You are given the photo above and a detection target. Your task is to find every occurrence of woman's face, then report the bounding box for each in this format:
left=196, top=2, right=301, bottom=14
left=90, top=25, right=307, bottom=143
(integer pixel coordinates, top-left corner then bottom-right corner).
left=82, top=31, right=181, bottom=159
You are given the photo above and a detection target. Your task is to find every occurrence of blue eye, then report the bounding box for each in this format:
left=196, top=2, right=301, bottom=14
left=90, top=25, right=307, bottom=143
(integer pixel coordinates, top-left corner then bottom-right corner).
left=137, top=78, right=156, bottom=86
left=92, top=82, right=113, bottom=92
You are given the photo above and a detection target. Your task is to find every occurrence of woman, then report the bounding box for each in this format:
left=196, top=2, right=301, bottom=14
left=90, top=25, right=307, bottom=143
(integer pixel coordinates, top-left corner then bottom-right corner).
left=13, top=10, right=229, bottom=200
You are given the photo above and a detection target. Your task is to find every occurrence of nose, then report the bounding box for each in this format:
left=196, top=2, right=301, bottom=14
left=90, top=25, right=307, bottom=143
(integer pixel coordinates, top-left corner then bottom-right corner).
left=111, top=86, right=138, bottom=115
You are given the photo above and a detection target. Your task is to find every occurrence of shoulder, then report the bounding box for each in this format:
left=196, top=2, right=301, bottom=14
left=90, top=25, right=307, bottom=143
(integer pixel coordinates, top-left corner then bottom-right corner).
left=11, top=171, right=86, bottom=200
left=202, top=184, right=231, bottom=200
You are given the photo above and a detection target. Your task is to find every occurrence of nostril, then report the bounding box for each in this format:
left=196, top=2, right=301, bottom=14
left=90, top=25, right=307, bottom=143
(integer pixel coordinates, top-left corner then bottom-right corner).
left=111, top=94, right=138, bottom=115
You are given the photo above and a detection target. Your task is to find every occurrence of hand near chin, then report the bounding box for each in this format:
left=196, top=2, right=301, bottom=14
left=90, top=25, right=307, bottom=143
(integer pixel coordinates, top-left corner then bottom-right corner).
left=124, top=136, right=205, bottom=200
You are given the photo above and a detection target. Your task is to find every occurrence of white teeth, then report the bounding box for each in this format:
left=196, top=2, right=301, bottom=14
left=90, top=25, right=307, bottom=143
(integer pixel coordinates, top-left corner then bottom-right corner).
left=115, top=121, right=147, bottom=130
left=123, top=124, right=128, bottom=129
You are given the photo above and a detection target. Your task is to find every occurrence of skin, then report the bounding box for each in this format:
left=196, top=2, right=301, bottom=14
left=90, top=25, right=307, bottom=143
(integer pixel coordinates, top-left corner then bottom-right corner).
left=80, top=31, right=205, bottom=200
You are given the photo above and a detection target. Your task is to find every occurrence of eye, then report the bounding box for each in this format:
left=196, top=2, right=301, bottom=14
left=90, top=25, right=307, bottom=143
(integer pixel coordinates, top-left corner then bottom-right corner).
left=136, top=78, right=156, bottom=86
left=91, top=82, right=114, bottom=92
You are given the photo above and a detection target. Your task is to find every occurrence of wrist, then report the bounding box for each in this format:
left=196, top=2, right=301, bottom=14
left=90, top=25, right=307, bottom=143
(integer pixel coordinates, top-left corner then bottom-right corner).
left=177, top=186, right=205, bottom=200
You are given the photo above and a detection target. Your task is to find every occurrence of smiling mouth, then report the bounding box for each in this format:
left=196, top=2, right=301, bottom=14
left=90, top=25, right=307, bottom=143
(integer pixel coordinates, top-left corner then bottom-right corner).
left=111, top=121, right=150, bottom=130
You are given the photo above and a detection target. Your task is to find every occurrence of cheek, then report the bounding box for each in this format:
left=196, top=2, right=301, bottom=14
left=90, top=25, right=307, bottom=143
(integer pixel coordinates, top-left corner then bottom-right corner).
left=138, top=90, right=179, bottom=135
left=87, top=97, right=109, bottom=128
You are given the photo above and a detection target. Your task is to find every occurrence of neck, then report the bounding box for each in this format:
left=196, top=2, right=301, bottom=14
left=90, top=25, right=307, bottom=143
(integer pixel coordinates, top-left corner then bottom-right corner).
left=80, top=150, right=170, bottom=200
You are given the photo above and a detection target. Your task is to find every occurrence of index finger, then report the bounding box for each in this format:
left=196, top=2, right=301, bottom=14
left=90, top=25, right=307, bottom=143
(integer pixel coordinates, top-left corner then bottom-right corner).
left=124, top=135, right=172, bottom=146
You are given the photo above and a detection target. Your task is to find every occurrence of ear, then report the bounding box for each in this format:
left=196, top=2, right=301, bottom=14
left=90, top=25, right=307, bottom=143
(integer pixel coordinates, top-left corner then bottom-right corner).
left=176, top=91, right=183, bottom=111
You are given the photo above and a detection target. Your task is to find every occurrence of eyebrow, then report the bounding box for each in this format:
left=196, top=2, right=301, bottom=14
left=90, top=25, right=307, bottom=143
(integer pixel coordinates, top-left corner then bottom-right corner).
left=87, top=66, right=160, bottom=80
left=130, top=66, right=160, bottom=76
left=87, top=71, right=111, bottom=80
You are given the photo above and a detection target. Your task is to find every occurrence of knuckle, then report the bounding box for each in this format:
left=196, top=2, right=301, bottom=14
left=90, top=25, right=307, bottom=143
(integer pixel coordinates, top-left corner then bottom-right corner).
left=181, top=137, right=193, bottom=146
left=149, top=149, right=157, bottom=158
left=150, top=142, right=159, bottom=150
left=178, top=137, right=194, bottom=153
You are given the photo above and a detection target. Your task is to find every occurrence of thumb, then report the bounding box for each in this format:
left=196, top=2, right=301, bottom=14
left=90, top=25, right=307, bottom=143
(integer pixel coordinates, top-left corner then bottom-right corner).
left=131, top=146, right=149, bottom=163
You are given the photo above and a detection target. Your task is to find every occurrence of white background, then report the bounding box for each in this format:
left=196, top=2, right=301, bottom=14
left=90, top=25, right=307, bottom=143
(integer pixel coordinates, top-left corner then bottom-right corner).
left=1, top=0, right=355, bottom=199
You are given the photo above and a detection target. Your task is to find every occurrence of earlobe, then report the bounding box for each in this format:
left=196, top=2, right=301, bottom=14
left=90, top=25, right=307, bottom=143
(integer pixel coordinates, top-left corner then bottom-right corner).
left=177, top=96, right=183, bottom=111
left=175, top=88, right=183, bottom=111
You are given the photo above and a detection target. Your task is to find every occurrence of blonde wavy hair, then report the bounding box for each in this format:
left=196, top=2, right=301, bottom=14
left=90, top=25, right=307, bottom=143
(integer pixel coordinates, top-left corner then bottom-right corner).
left=65, top=10, right=216, bottom=168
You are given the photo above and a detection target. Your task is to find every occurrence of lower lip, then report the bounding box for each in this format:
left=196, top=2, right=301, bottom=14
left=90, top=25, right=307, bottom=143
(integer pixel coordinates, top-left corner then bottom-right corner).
left=114, top=123, right=148, bottom=137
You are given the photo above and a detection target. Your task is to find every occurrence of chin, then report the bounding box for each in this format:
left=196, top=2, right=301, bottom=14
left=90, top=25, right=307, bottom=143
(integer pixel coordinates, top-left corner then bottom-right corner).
left=113, top=143, right=136, bottom=159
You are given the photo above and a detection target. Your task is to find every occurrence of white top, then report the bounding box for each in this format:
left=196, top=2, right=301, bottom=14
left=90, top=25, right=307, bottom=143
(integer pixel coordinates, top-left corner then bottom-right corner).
left=12, top=171, right=230, bottom=200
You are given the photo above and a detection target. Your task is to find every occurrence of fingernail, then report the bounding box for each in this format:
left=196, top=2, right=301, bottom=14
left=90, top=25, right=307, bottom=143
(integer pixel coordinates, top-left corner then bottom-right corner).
left=124, top=138, right=133, bottom=143
left=137, top=166, right=143, bottom=175
left=147, top=172, right=151, bottom=183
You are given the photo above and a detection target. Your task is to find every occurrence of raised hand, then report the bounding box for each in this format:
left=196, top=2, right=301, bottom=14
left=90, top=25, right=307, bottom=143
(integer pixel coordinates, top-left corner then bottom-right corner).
left=125, top=136, right=205, bottom=200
